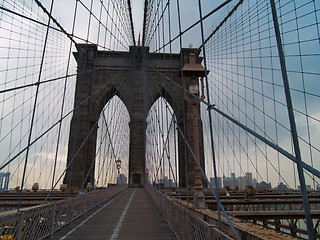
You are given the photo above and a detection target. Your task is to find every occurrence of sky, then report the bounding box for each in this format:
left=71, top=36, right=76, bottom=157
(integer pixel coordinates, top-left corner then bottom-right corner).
left=0, top=0, right=319, bottom=190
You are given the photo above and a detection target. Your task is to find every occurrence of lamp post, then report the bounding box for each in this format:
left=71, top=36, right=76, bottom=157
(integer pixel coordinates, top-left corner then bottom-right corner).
left=182, top=53, right=208, bottom=209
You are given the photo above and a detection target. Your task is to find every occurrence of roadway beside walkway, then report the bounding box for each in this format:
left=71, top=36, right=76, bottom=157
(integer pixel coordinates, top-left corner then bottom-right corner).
left=52, top=188, right=177, bottom=240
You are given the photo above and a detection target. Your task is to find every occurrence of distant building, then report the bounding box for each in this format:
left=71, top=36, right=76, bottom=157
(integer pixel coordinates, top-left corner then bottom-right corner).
left=223, top=172, right=254, bottom=190
left=117, top=174, right=127, bottom=184
left=276, top=182, right=289, bottom=190
left=245, top=172, right=253, bottom=186
left=238, top=176, right=247, bottom=190
left=210, top=177, right=222, bottom=189
left=231, top=173, right=236, bottom=181
left=252, top=178, right=257, bottom=188
left=223, top=173, right=238, bottom=188
left=237, top=172, right=254, bottom=190
left=256, top=181, right=271, bottom=190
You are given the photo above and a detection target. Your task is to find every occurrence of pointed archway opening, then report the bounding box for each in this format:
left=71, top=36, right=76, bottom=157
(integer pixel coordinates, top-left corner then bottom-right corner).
left=95, top=95, right=130, bottom=187
left=145, top=97, right=179, bottom=188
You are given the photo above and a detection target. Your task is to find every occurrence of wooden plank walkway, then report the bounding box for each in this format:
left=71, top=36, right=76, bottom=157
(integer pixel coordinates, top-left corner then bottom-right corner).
left=52, top=188, right=176, bottom=240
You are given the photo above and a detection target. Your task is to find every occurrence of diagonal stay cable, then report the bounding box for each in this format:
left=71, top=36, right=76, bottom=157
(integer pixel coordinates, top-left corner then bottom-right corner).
left=81, top=93, right=129, bottom=190
left=0, top=5, right=124, bottom=52
left=196, top=0, right=244, bottom=55
left=208, top=105, right=320, bottom=179
left=147, top=82, right=241, bottom=239
left=145, top=0, right=170, bottom=46
left=153, top=0, right=233, bottom=53
left=150, top=66, right=320, bottom=180
left=175, top=121, right=241, bottom=239
left=17, top=0, right=56, bottom=211
left=0, top=66, right=130, bottom=171
left=0, top=5, right=77, bottom=46
left=78, top=68, right=133, bottom=188
left=42, top=68, right=132, bottom=202
left=0, top=73, right=77, bottom=94
left=34, top=0, right=84, bottom=52
left=77, top=0, right=131, bottom=48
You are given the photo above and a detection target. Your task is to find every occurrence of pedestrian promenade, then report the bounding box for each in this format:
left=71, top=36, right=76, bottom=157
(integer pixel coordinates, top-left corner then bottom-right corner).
left=52, top=188, right=176, bottom=240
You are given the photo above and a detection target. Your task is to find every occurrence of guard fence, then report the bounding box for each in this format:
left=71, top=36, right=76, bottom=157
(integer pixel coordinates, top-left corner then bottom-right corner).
left=145, top=185, right=232, bottom=240
left=0, top=185, right=127, bottom=239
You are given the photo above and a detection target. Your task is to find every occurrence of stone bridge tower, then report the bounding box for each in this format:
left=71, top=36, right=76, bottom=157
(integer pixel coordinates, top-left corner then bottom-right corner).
left=64, top=44, right=206, bottom=188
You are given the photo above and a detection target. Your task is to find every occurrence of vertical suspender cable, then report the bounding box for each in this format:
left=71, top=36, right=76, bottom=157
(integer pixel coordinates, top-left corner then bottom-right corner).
left=269, top=0, right=314, bottom=238
left=127, top=0, right=136, bottom=46
left=142, top=0, right=148, bottom=47
left=18, top=0, right=55, bottom=211
left=51, top=0, right=79, bottom=199
left=197, top=0, right=222, bottom=230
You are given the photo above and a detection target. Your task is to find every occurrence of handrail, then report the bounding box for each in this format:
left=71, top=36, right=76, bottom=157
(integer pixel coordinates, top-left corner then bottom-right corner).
left=0, top=185, right=127, bottom=240
left=145, top=185, right=232, bottom=240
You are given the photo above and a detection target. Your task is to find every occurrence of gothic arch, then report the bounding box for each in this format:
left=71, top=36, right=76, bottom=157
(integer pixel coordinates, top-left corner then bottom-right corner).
left=64, top=44, right=205, bottom=188
left=146, top=86, right=182, bottom=123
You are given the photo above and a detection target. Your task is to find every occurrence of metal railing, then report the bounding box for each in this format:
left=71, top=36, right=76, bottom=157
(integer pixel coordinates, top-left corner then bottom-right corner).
left=0, top=185, right=127, bottom=239
left=145, top=185, right=232, bottom=240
